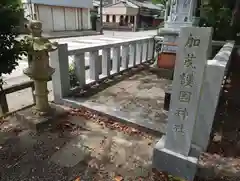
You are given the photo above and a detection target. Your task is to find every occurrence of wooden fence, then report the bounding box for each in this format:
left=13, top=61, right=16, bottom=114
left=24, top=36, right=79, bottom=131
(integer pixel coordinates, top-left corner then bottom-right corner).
left=0, top=81, right=34, bottom=117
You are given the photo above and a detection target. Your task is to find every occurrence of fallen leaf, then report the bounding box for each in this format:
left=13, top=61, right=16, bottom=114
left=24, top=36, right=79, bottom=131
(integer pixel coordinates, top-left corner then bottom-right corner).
left=74, top=176, right=80, bottom=181
left=114, top=175, right=123, bottom=181
left=213, top=133, right=222, bottom=142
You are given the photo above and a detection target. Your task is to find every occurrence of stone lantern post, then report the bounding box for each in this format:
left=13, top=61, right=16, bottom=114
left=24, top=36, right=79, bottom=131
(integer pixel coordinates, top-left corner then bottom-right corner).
left=23, top=20, right=58, bottom=114
left=157, top=0, right=200, bottom=69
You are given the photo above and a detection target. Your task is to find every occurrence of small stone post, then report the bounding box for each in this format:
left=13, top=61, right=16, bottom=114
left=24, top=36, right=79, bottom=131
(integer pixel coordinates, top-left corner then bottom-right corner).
left=23, top=20, right=58, bottom=114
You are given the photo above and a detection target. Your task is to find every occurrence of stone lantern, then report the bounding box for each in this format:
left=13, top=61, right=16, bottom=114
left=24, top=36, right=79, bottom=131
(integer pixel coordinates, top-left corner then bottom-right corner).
left=157, top=0, right=200, bottom=69
left=23, top=20, right=58, bottom=114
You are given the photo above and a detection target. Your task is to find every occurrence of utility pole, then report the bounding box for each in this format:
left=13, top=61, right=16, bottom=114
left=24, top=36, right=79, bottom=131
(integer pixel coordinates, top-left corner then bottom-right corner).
left=29, top=0, right=33, bottom=19
left=100, top=0, right=103, bottom=34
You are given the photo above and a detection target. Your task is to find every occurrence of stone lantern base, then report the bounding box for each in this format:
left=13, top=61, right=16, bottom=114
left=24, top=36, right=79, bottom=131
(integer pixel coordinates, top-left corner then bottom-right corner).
left=15, top=103, right=68, bottom=131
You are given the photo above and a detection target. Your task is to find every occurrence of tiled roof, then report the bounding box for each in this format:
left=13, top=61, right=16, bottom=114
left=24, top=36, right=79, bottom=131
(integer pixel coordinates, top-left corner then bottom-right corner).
left=104, top=0, right=139, bottom=8
left=101, top=0, right=164, bottom=10
left=93, top=0, right=110, bottom=7
left=129, top=0, right=163, bottom=10
left=93, top=0, right=100, bottom=6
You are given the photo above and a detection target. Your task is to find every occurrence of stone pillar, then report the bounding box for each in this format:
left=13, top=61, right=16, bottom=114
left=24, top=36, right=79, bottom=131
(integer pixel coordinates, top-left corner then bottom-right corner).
left=133, top=15, right=137, bottom=32
left=87, top=8, right=91, bottom=29
left=125, top=15, right=128, bottom=24
left=164, top=0, right=170, bottom=22
left=34, top=80, right=49, bottom=111
left=153, top=27, right=213, bottom=181
left=109, top=15, right=112, bottom=22
left=116, top=15, right=120, bottom=23
left=103, top=15, right=106, bottom=22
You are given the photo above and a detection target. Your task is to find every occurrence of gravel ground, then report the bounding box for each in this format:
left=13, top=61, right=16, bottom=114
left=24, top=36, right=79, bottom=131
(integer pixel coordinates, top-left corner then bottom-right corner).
left=0, top=108, right=164, bottom=181
left=0, top=104, right=239, bottom=181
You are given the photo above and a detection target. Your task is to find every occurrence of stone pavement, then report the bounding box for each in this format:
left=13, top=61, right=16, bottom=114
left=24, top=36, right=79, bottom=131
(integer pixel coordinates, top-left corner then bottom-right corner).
left=66, top=68, right=170, bottom=134
left=53, top=30, right=157, bottom=51
left=0, top=111, right=159, bottom=181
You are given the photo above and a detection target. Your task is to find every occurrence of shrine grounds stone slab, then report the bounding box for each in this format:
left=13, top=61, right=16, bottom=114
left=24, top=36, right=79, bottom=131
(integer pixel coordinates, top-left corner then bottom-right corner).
left=15, top=103, right=68, bottom=131
left=61, top=69, right=169, bottom=135
left=50, top=136, right=91, bottom=167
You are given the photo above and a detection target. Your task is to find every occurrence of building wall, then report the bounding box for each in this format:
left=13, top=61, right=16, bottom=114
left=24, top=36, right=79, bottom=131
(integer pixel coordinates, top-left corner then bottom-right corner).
left=125, top=7, right=139, bottom=15
left=37, top=5, right=53, bottom=31
left=82, top=8, right=91, bottom=29
left=103, top=6, right=127, bottom=15
left=65, top=7, right=77, bottom=30
left=30, top=4, right=91, bottom=32
left=103, top=3, right=138, bottom=15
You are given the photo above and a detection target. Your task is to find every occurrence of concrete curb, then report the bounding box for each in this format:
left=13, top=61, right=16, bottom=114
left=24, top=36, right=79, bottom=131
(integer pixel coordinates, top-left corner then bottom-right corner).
left=46, top=32, right=102, bottom=40
left=19, top=32, right=102, bottom=40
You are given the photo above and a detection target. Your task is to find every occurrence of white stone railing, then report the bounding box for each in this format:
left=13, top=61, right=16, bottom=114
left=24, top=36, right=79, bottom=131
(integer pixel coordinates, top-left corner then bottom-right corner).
left=50, top=37, right=155, bottom=103
left=192, top=41, right=235, bottom=155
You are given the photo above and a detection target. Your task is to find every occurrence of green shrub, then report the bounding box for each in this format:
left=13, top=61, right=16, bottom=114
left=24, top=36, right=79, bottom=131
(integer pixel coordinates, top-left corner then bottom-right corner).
left=69, top=62, right=79, bottom=88
left=199, top=0, right=240, bottom=42
left=0, top=0, right=25, bottom=86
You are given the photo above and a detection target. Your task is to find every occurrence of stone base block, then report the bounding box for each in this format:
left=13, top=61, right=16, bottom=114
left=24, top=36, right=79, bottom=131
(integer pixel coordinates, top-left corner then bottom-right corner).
left=15, top=103, right=68, bottom=131
left=163, top=92, right=171, bottom=111
left=153, top=136, right=198, bottom=181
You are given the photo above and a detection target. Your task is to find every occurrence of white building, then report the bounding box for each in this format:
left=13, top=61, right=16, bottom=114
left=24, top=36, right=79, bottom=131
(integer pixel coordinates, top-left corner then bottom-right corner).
left=102, top=0, right=164, bottom=31
left=22, top=0, right=93, bottom=32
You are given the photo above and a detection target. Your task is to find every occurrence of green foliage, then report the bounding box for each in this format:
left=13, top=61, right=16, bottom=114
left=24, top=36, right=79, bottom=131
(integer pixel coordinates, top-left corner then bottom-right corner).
left=152, top=0, right=167, bottom=5
left=0, top=0, right=24, bottom=80
left=168, top=175, right=186, bottom=181
left=199, top=0, right=240, bottom=42
left=69, top=62, right=79, bottom=88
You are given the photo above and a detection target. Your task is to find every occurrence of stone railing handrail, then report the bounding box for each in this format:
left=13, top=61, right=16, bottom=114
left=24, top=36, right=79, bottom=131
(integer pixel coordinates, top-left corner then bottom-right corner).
left=50, top=37, right=155, bottom=104
left=211, top=42, right=235, bottom=66
left=212, top=40, right=236, bottom=47
left=192, top=41, right=235, bottom=154
left=68, top=36, right=153, bottom=55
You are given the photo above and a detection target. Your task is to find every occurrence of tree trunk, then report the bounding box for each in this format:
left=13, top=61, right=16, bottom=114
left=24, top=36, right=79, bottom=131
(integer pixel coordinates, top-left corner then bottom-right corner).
left=230, top=0, right=240, bottom=40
